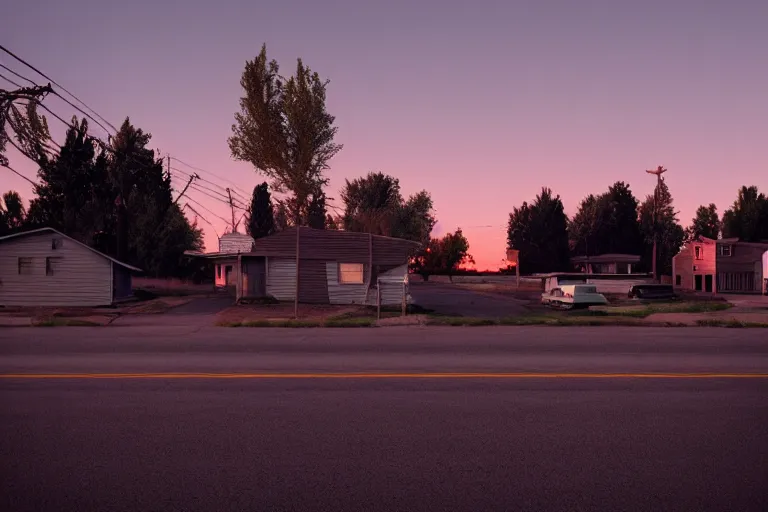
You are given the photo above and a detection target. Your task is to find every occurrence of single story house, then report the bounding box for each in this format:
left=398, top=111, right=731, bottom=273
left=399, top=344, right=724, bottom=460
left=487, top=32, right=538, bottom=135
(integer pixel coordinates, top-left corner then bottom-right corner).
left=0, top=227, right=141, bottom=306
left=190, top=227, right=420, bottom=305
left=673, top=237, right=768, bottom=294
left=570, top=253, right=641, bottom=274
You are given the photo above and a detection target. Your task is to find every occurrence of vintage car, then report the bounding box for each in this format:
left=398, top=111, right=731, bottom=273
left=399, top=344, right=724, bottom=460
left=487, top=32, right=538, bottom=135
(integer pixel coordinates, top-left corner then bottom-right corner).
left=541, top=284, right=608, bottom=310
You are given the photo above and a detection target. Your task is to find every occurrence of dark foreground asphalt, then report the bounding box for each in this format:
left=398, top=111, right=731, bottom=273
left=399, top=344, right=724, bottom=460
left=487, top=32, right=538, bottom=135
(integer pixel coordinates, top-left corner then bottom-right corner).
left=1, top=326, right=767, bottom=511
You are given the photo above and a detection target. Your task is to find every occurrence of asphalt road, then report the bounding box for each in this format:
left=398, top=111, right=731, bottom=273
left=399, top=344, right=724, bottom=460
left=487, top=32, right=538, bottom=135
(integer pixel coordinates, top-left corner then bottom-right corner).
left=410, top=281, right=528, bottom=317
left=1, top=327, right=767, bottom=511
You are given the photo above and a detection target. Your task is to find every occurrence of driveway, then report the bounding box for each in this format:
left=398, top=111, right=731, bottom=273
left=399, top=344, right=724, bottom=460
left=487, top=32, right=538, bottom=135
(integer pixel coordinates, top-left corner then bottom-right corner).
left=410, top=282, right=528, bottom=318
left=111, top=296, right=234, bottom=327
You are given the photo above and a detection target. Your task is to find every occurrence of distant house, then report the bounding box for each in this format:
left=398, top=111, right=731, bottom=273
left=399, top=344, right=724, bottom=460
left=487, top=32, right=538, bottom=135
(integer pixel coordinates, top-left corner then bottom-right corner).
left=0, top=227, right=141, bottom=306
left=191, top=227, right=419, bottom=305
left=570, top=253, right=641, bottom=274
left=672, top=236, right=717, bottom=293
left=201, top=232, right=256, bottom=289
left=673, top=237, right=768, bottom=294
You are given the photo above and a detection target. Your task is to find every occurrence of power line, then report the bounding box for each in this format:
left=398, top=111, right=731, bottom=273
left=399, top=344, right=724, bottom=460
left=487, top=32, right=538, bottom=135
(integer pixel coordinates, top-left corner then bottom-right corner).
left=0, top=63, right=36, bottom=86
left=170, top=166, right=246, bottom=205
left=182, top=203, right=220, bottom=240
left=170, top=156, right=250, bottom=198
left=188, top=183, right=246, bottom=210
left=0, top=72, right=23, bottom=88
left=0, top=44, right=118, bottom=133
left=1, top=163, right=37, bottom=187
left=183, top=196, right=231, bottom=226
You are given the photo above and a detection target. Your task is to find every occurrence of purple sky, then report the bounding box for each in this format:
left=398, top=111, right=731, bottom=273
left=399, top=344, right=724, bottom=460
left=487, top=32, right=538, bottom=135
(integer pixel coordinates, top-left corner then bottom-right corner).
left=3, top=0, right=767, bottom=270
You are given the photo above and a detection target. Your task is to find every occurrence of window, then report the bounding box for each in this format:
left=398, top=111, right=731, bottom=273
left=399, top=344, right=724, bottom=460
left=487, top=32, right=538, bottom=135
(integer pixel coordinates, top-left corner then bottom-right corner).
left=51, top=238, right=63, bottom=250
left=339, top=263, right=364, bottom=284
left=694, top=246, right=702, bottom=260
left=718, top=245, right=732, bottom=257
left=18, top=257, right=33, bottom=275
left=217, top=265, right=222, bottom=278
left=46, top=257, right=62, bottom=276
left=675, top=275, right=682, bottom=286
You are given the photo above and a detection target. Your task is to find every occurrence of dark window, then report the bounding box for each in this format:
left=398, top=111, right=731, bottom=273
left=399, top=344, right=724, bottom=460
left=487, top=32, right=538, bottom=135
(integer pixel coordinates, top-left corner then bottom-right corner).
left=694, top=275, right=703, bottom=291
left=694, top=246, right=702, bottom=260
left=46, top=257, right=62, bottom=276
left=718, top=245, right=732, bottom=257
left=217, top=265, right=221, bottom=278
left=675, top=275, right=682, bottom=286
left=51, top=238, right=63, bottom=250
left=705, top=275, right=713, bottom=293
left=18, top=257, right=33, bottom=275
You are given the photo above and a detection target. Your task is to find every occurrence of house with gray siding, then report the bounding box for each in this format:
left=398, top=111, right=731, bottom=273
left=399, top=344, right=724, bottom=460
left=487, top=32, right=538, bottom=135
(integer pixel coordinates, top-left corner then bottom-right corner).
left=191, top=227, right=419, bottom=305
left=0, top=227, right=141, bottom=306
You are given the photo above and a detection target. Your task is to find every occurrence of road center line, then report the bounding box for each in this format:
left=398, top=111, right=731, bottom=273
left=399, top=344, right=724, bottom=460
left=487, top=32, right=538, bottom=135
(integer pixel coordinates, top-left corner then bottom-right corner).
left=1, top=372, right=767, bottom=379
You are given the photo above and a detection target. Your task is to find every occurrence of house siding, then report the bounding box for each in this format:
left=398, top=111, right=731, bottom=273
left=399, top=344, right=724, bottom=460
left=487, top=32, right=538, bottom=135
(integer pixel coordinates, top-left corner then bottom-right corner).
left=266, top=258, right=296, bottom=301
left=0, top=231, right=113, bottom=306
left=375, top=264, right=409, bottom=306
left=672, top=238, right=717, bottom=293
left=298, top=260, right=330, bottom=303
left=717, top=243, right=768, bottom=294
left=326, top=262, right=370, bottom=305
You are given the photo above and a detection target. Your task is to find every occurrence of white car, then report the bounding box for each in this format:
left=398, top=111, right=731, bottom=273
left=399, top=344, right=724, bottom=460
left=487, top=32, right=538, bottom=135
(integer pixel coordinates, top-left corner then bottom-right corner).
left=541, top=284, right=608, bottom=310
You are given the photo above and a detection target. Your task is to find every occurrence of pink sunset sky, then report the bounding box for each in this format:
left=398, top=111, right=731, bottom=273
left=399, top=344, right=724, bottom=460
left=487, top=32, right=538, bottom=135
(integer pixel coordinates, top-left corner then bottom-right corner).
left=2, top=0, right=766, bottom=270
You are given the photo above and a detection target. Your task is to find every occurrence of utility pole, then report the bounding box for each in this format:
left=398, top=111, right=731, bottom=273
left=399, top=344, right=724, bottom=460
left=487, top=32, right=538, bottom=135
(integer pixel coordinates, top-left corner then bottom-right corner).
left=226, top=187, right=236, bottom=233
left=173, top=172, right=199, bottom=205
left=646, top=166, right=667, bottom=282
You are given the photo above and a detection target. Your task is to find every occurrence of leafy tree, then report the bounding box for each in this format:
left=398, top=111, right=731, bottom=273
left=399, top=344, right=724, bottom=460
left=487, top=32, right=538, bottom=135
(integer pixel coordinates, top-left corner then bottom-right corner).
left=638, top=178, right=685, bottom=276
left=325, top=214, right=340, bottom=230
left=0, top=191, right=26, bottom=235
left=686, top=203, right=720, bottom=240
left=229, top=44, right=342, bottom=226
left=341, top=172, right=436, bottom=245
left=570, top=182, right=643, bottom=257
left=721, top=186, right=768, bottom=242
left=412, top=228, right=474, bottom=280
left=341, top=172, right=402, bottom=234
left=25, top=116, right=202, bottom=277
left=507, top=188, right=570, bottom=274
left=307, top=189, right=327, bottom=229
left=246, top=182, right=276, bottom=239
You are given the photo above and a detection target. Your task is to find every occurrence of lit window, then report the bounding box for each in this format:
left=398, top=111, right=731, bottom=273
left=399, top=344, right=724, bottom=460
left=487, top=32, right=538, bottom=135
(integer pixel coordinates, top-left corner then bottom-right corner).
left=46, top=257, right=62, bottom=276
left=18, top=257, right=34, bottom=275
left=339, top=263, right=364, bottom=284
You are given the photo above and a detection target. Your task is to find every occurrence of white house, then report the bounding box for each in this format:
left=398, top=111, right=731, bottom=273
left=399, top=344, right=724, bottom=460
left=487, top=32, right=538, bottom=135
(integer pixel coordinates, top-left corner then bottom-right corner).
left=0, top=227, right=141, bottom=306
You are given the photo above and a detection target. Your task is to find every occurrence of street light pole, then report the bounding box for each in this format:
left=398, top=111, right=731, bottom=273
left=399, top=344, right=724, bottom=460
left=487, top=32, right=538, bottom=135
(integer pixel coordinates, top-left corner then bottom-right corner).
left=646, top=166, right=667, bottom=282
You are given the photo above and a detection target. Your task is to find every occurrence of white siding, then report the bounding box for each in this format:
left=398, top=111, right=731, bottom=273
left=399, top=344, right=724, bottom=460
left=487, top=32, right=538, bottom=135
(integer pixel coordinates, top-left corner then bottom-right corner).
left=267, top=258, right=296, bottom=301
left=326, top=262, right=369, bottom=304
left=375, top=264, right=408, bottom=305
left=0, top=232, right=112, bottom=306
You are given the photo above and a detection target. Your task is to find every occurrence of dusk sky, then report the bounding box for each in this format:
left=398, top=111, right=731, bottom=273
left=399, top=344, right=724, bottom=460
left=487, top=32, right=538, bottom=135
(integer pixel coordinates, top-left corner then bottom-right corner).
left=3, top=0, right=766, bottom=270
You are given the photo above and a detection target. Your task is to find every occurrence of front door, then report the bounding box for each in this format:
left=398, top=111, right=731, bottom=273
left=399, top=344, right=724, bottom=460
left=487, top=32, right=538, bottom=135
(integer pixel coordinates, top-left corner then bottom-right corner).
left=246, top=258, right=267, bottom=298
left=705, top=275, right=713, bottom=293
left=694, top=275, right=703, bottom=291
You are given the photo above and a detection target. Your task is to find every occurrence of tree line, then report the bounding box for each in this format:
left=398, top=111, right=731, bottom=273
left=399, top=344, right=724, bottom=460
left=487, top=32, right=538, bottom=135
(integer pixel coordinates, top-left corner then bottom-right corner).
left=507, top=179, right=768, bottom=276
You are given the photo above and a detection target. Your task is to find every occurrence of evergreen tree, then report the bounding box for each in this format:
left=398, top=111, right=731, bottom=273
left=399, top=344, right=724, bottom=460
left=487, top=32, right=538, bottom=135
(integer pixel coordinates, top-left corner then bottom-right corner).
left=246, top=182, right=276, bottom=239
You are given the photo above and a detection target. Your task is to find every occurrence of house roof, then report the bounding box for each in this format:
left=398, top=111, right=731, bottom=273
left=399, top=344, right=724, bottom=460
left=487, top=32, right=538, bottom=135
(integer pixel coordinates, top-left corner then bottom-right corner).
left=0, top=227, right=142, bottom=272
left=187, top=227, right=420, bottom=266
left=570, top=253, right=641, bottom=264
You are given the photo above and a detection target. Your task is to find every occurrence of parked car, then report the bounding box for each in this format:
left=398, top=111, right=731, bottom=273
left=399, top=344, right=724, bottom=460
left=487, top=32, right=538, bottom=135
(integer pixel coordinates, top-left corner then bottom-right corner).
left=628, top=284, right=676, bottom=300
left=541, top=284, right=608, bottom=310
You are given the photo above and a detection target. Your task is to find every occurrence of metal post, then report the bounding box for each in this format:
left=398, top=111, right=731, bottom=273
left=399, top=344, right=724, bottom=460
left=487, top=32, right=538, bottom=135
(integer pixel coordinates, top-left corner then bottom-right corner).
left=646, top=166, right=667, bottom=283
left=377, top=279, right=381, bottom=320
left=401, top=281, right=406, bottom=317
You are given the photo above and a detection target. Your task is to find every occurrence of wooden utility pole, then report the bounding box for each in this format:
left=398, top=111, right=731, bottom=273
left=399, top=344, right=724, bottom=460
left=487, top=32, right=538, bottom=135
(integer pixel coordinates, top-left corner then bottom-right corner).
left=294, top=227, right=300, bottom=319
left=226, top=188, right=236, bottom=232
left=646, top=166, right=667, bottom=282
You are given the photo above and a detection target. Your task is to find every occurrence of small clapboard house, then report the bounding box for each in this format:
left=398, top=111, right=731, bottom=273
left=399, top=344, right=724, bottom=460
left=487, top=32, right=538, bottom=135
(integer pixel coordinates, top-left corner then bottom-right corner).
left=0, top=227, right=141, bottom=306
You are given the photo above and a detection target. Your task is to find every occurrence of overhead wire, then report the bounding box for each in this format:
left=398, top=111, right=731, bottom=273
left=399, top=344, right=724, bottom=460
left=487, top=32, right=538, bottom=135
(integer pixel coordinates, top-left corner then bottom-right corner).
left=0, top=63, right=37, bottom=86
left=1, top=162, right=37, bottom=187
left=0, top=44, right=118, bottom=133
left=170, top=156, right=250, bottom=198
left=0, top=72, right=23, bottom=88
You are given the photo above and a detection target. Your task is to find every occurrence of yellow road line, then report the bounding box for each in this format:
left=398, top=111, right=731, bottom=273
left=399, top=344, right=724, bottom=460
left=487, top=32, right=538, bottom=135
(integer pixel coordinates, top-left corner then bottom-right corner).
left=1, top=372, right=768, bottom=379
